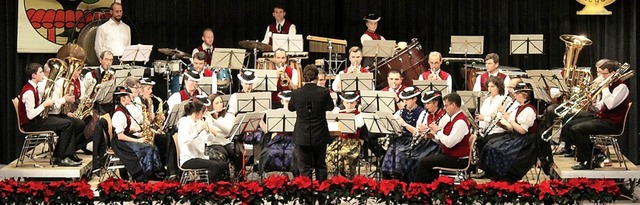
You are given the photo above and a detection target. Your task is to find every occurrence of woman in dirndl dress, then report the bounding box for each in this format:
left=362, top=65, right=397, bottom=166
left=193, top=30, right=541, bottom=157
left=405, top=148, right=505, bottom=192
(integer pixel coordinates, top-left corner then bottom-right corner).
left=326, top=91, right=365, bottom=178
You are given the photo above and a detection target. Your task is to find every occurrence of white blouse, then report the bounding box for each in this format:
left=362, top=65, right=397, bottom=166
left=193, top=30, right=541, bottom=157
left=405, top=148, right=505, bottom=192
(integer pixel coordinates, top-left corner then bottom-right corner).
left=204, top=112, right=236, bottom=146
left=478, top=95, right=510, bottom=135
left=177, top=116, right=212, bottom=166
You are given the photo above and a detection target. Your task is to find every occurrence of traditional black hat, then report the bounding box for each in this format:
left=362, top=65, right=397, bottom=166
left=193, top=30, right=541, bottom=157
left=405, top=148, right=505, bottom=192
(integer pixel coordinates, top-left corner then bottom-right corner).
left=113, top=86, right=132, bottom=96
left=183, top=70, right=202, bottom=82
left=399, top=86, right=421, bottom=100
left=421, top=90, right=442, bottom=103
left=194, top=94, right=211, bottom=106
left=139, top=77, right=155, bottom=85
left=363, top=13, right=381, bottom=22
left=237, top=69, right=256, bottom=84
left=339, top=91, right=360, bottom=102
left=278, top=90, right=292, bottom=101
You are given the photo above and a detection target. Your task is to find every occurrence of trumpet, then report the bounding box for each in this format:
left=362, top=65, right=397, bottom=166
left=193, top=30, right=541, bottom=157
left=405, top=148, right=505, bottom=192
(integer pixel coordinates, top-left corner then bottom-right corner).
left=279, top=70, right=291, bottom=87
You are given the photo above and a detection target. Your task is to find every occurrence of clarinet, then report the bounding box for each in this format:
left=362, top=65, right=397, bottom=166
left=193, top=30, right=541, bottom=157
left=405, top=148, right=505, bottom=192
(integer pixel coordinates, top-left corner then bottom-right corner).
left=411, top=111, right=445, bottom=148
left=481, top=97, right=516, bottom=137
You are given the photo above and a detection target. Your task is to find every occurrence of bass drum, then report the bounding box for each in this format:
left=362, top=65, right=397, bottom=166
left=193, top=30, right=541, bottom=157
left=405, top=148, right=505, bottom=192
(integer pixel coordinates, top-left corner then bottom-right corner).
left=76, top=19, right=108, bottom=66
left=371, top=38, right=427, bottom=89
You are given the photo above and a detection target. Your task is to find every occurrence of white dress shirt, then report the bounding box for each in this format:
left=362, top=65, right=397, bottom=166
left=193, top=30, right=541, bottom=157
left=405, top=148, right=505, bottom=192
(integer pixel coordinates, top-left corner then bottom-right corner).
left=95, top=18, right=131, bottom=57
left=113, top=105, right=141, bottom=135
left=177, top=116, right=213, bottom=166
left=360, top=33, right=386, bottom=45
left=48, top=77, right=85, bottom=115
left=417, top=69, right=453, bottom=94
left=473, top=69, right=511, bottom=93
left=594, top=83, right=629, bottom=112
left=204, top=112, right=235, bottom=146
left=434, top=111, right=469, bottom=149
left=22, top=80, right=48, bottom=120
left=261, top=19, right=297, bottom=44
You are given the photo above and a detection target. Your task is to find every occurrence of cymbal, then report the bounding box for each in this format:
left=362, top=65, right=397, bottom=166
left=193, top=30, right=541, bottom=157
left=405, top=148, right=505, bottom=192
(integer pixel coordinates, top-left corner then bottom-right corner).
left=238, top=40, right=272, bottom=51
left=158, top=48, right=190, bottom=59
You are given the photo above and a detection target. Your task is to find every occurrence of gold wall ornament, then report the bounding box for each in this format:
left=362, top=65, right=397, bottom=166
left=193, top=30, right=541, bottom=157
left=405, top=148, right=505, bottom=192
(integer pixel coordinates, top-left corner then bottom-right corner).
left=576, top=0, right=616, bottom=15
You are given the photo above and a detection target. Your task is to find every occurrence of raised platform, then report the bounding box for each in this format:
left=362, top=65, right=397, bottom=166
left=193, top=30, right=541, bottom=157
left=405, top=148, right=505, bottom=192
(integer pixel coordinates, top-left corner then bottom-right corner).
left=551, top=152, right=640, bottom=179
left=0, top=152, right=92, bottom=180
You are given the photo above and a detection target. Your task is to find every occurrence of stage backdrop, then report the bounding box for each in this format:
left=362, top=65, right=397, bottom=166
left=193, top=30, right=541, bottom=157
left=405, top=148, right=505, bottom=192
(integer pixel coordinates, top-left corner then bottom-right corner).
left=1, top=0, right=637, bottom=164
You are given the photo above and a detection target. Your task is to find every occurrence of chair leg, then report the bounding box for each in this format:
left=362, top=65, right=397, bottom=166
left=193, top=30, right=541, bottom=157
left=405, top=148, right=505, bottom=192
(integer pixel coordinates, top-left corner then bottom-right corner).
left=590, top=136, right=597, bottom=169
left=612, top=138, right=628, bottom=170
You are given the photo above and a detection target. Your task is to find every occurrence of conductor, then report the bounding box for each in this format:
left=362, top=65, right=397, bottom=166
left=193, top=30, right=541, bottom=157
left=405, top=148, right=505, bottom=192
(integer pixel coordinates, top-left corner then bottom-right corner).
left=288, top=65, right=335, bottom=181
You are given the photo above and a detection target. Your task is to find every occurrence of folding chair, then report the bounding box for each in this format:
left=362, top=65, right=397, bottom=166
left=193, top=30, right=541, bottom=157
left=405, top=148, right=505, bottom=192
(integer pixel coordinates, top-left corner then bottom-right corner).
left=172, top=133, right=209, bottom=184
left=12, top=97, right=57, bottom=167
left=590, top=102, right=632, bottom=170
left=433, top=134, right=477, bottom=183
left=98, top=114, right=126, bottom=181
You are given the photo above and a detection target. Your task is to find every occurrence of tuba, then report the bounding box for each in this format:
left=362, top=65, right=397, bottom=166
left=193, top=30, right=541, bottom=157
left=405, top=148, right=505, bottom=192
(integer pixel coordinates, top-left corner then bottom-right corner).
left=60, top=56, right=85, bottom=114
left=561, top=34, right=593, bottom=91
left=41, top=58, right=69, bottom=118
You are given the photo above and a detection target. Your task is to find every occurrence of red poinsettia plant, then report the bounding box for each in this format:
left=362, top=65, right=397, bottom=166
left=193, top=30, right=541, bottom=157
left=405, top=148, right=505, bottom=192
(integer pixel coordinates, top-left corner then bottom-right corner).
left=0, top=178, right=93, bottom=204
left=262, top=174, right=290, bottom=204
left=375, top=179, right=407, bottom=204
left=97, top=177, right=133, bottom=203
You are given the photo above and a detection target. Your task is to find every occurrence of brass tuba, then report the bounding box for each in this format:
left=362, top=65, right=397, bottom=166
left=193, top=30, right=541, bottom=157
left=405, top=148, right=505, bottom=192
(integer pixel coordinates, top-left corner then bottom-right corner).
left=41, top=58, right=69, bottom=118
left=60, top=56, right=85, bottom=114
left=561, top=34, right=593, bottom=90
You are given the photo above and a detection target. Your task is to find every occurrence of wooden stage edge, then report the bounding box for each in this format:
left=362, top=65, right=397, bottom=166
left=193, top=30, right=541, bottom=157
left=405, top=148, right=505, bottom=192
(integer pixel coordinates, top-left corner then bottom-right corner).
left=0, top=153, right=92, bottom=180
left=552, top=153, right=640, bottom=179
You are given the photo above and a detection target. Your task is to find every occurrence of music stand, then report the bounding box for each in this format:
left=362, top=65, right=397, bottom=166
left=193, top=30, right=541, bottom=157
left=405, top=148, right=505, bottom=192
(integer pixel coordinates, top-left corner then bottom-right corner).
left=164, top=100, right=190, bottom=130
left=306, top=35, right=348, bottom=75
left=94, top=78, right=115, bottom=104
left=510, top=34, right=544, bottom=70
left=459, top=105, right=479, bottom=131
left=236, top=92, right=272, bottom=113
left=326, top=113, right=357, bottom=134
left=252, top=69, right=279, bottom=92
left=522, top=78, right=552, bottom=103
left=526, top=70, right=568, bottom=94
left=363, top=40, right=396, bottom=82
left=211, top=48, right=246, bottom=69
left=450, top=36, right=484, bottom=90
left=228, top=112, right=266, bottom=140
left=121, top=44, right=153, bottom=65
left=330, top=92, right=338, bottom=104
left=360, top=90, right=397, bottom=113
left=272, top=34, right=304, bottom=52
left=221, top=94, right=231, bottom=108
left=199, top=77, right=217, bottom=95
left=114, top=69, right=144, bottom=87
left=456, top=91, right=485, bottom=112
left=340, top=73, right=374, bottom=92
left=412, top=80, right=449, bottom=96
left=265, top=110, right=297, bottom=133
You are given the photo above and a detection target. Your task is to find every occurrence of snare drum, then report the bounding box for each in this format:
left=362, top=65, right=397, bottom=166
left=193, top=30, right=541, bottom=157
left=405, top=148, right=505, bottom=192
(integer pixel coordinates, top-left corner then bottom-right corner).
left=215, top=68, right=231, bottom=87
left=153, top=60, right=168, bottom=73
left=167, top=60, right=182, bottom=73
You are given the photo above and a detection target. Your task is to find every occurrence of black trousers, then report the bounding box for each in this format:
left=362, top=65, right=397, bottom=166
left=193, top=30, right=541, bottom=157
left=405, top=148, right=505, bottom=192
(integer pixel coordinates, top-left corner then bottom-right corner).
left=182, top=158, right=228, bottom=182
left=563, top=113, right=621, bottom=162
left=560, top=111, right=596, bottom=152
left=23, top=115, right=77, bottom=158
left=55, top=114, right=86, bottom=151
left=210, top=143, right=243, bottom=176
left=542, top=103, right=559, bottom=139
left=295, top=144, right=328, bottom=181
left=92, top=118, right=110, bottom=170
left=413, top=153, right=468, bottom=183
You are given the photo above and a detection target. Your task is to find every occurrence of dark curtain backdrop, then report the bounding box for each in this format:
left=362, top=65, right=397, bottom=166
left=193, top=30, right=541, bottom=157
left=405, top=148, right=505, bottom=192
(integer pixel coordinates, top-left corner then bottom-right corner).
left=1, top=0, right=637, bottom=164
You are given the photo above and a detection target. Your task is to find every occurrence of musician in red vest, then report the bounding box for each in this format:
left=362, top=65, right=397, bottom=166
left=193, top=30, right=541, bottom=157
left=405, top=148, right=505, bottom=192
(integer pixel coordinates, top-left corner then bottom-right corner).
left=51, top=65, right=91, bottom=156
left=192, top=51, right=215, bottom=77
left=85, top=50, right=115, bottom=114
left=562, top=60, right=630, bottom=170
left=272, top=49, right=299, bottom=108
left=332, top=46, right=369, bottom=92
left=167, top=70, right=201, bottom=114
left=360, top=14, right=386, bottom=45
left=261, top=4, right=297, bottom=45
left=418, top=51, right=453, bottom=93
left=473, top=53, right=510, bottom=93
left=191, top=28, right=215, bottom=66
left=413, top=92, right=471, bottom=183
left=227, top=69, right=257, bottom=115
left=381, top=69, right=407, bottom=111
left=19, top=63, right=81, bottom=167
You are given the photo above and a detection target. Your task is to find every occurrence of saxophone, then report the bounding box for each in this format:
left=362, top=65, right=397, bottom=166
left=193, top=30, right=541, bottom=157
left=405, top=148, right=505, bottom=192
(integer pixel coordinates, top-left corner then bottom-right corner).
left=73, top=70, right=113, bottom=119
left=150, top=95, right=166, bottom=134
left=140, top=101, right=155, bottom=146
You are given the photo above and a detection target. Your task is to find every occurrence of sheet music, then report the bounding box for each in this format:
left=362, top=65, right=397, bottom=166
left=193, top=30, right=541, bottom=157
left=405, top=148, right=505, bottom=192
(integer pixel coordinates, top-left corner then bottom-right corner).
left=412, top=80, right=449, bottom=96
left=360, top=90, right=396, bottom=113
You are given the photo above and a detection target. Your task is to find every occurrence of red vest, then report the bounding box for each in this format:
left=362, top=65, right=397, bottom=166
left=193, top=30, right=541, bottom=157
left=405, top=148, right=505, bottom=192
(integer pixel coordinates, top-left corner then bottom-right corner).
left=364, top=31, right=382, bottom=40
left=268, top=20, right=293, bottom=45
left=91, top=68, right=106, bottom=84
left=179, top=89, right=199, bottom=101
left=421, top=70, right=450, bottom=80
left=18, top=83, right=40, bottom=125
left=343, top=66, right=369, bottom=74
left=480, top=72, right=507, bottom=91
left=73, top=78, right=81, bottom=99
left=441, top=112, right=471, bottom=158
left=515, top=103, right=538, bottom=135
left=338, top=110, right=361, bottom=139
left=196, top=44, right=215, bottom=66
left=427, top=109, right=446, bottom=125
left=273, top=66, right=293, bottom=104
left=597, top=80, right=630, bottom=126
left=114, top=106, right=131, bottom=134
left=381, top=84, right=407, bottom=111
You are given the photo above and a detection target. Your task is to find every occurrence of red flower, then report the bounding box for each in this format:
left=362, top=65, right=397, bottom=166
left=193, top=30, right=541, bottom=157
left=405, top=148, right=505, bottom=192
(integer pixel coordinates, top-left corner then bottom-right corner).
left=329, top=175, right=350, bottom=187
left=262, top=175, right=288, bottom=194
left=291, top=176, right=312, bottom=190
left=378, top=179, right=404, bottom=196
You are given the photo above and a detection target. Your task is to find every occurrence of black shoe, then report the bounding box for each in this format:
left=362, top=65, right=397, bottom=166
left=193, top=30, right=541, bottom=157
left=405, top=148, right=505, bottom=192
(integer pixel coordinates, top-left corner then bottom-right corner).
left=592, top=154, right=607, bottom=168
left=55, top=157, right=82, bottom=167
left=571, top=161, right=593, bottom=170
left=69, top=154, right=83, bottom=162
left=563, top=151, right=576, bottom=158
left=81, top=148, right=93, bottom=155
left=554, top=148, right=572, bottom=155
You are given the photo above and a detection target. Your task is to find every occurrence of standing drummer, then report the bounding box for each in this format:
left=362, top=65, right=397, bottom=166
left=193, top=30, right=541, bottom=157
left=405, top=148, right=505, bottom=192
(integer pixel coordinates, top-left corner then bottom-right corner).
left=192, top=28, right=215, bottom=66
left=360, top=14, right=386, bottom=45
left=261, top=4, right=297, bottom=46
left=473, top=53, right=510, bottom=93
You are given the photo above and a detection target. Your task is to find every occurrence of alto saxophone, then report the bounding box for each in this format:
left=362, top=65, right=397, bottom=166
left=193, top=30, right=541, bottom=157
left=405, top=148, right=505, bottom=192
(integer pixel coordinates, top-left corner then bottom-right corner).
left=74, top=70, right=113, bottom=119
left=150, top=95, right=166, bottom=134
left=140, top=100, right=155, bottom=146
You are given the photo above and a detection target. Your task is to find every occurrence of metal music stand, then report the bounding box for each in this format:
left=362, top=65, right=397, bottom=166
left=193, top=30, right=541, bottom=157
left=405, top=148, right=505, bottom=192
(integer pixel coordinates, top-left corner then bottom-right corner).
left=121, top=44, right=153, bottom=65
left=325, top=112, right=357, bottom=176
left=164, top=100, right=190, bottom=130
left=272, top=34, right=304, bottom=52
left=361, top=111, right=403, bottom=177
left=211, top=48, right=246, bottom=69
left=340, top=73, right=374, bottom=92
left=94, top=77, right=115, bottom=104
left=510, top=34, right=544, bottom=69
left=412, top=80, right=449, bottom=96
left=252, top=69, right=279, bottom=92
left=265, top=110, right=297, bottom=133
left=360, top=90, right=397, bottom=113
left=459, top=105, right=479, bottom=132
left=237, top=92, right=272, bottom=113
left=526, top=70, right=568, bottom=95
left=330, top=92, right=338, bottom=104
left=456, top=91, right=485, bottom=112
left=522, top=78, right=552, bottom=103
left=363, top=40, right=396, bottom=83
left=199, top=77, right=217, bottom=95
left=114, top=69, right=144, bottom=87
left=450, top=36, right=484, bottom=90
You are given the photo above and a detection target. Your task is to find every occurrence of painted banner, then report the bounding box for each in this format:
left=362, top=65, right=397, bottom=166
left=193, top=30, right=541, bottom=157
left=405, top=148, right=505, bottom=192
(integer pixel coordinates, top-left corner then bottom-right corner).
left=18, top=0, right=115, bottom=53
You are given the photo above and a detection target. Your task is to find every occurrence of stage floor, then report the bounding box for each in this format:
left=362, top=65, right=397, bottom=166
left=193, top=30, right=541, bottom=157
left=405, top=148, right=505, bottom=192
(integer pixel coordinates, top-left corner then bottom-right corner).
left=0, top=151, right=92, bottom=180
